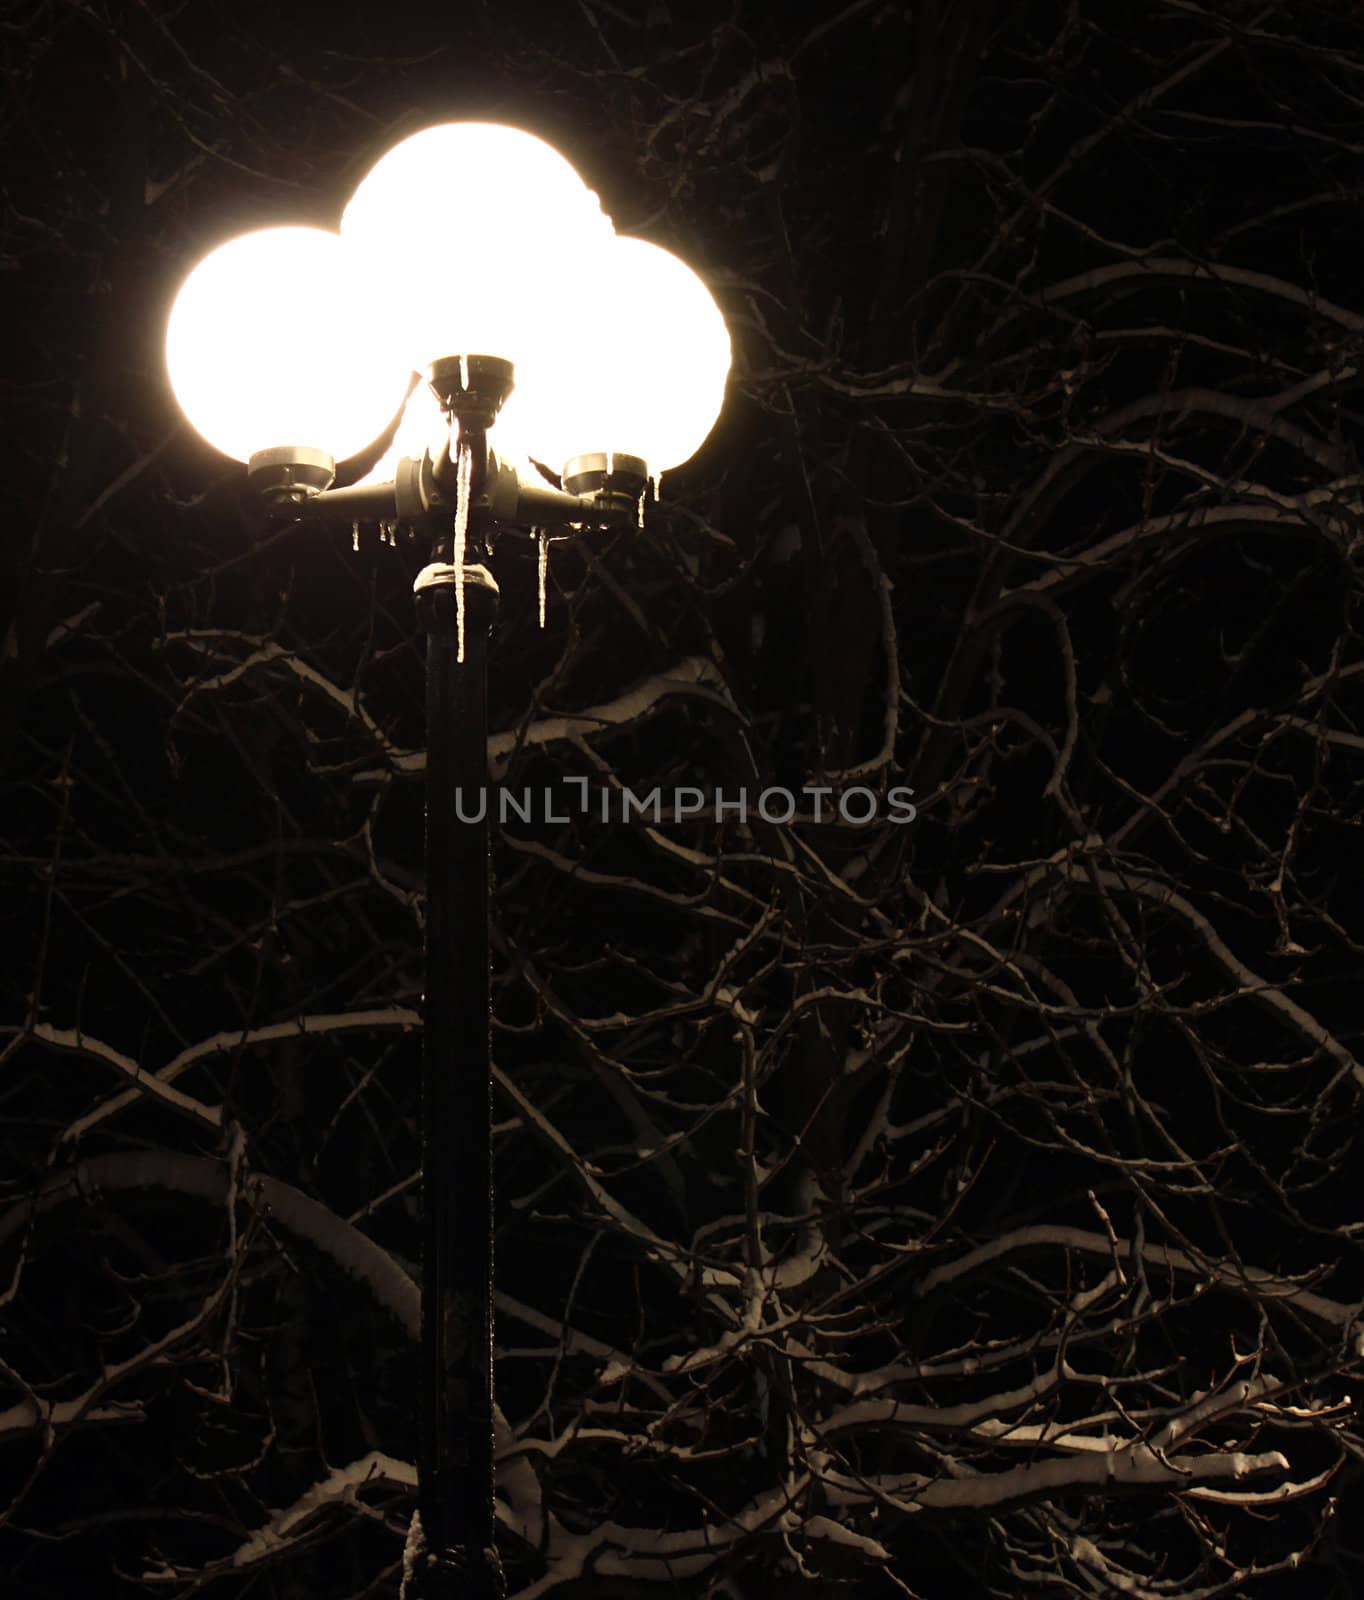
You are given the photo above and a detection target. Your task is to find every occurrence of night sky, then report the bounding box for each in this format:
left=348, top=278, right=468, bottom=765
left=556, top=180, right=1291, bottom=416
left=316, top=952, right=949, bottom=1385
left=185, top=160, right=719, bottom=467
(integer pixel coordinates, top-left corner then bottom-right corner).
left=4, top=3, right=1364, bottom=1596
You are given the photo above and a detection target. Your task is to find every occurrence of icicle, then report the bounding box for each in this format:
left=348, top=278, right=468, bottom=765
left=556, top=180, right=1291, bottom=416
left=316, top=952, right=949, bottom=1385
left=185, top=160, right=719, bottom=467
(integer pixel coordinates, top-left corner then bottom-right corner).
left=453, top=437, right=472, bottom=662
left=537, top=530, right=548, bottom=628
left=636, top=490, right=645, bottom=530
left=459, top=353, right=469, bottom=394
left=352, top=522, right=360, bottom=553
left=606, top=449, right=614, bottom=480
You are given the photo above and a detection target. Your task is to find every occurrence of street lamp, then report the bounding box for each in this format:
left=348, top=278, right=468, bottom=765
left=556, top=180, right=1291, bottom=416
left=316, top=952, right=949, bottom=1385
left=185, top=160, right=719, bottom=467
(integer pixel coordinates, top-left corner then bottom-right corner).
left=164, top=122, right=730, bottom=1600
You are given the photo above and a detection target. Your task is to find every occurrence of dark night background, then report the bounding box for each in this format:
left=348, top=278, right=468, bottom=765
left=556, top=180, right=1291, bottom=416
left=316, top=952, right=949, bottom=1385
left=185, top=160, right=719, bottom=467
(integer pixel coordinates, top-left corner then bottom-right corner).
left=5, top=1, right=1364, bottom=1595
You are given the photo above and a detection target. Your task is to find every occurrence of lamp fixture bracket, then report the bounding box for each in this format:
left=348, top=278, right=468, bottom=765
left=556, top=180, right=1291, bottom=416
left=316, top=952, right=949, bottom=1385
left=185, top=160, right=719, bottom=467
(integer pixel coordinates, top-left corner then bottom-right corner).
left=247, top=445, right=336, bottom=505
left=427, top=355, right=515, bottom=429
left=562, top=452, right=648, bottom=516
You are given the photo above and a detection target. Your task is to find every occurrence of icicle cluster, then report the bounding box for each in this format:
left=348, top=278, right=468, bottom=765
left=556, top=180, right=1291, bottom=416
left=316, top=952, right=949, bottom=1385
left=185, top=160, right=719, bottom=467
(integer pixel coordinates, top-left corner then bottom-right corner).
left=351, top=522, right=402, bottom=553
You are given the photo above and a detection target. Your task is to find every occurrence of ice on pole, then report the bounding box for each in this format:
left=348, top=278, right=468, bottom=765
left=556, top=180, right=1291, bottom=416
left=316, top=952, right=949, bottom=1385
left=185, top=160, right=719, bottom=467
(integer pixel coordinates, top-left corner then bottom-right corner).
left=453, top=437, right=472, bottom=662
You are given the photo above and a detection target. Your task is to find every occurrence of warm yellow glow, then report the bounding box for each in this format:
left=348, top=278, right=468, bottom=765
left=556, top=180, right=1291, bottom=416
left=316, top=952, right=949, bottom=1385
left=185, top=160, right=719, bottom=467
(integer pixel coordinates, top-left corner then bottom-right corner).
left=165, top=226, right=409, bottom=463
left=358, top=380, right=448, bottom=486
left=341, top=122, right=614, bottom=373
left=498, top=235, right=731, bottom=476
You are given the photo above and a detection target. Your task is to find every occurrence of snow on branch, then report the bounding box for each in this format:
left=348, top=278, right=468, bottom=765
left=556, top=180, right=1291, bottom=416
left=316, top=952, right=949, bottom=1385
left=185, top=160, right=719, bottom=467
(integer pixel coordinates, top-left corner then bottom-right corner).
left=1063, top=864, right=1364, bottom=1091
left=1008, top=493, right=1360, bottom=602
left=348, top=655, right=741, bottom=784
left=1033, top=256, right=1364, bottom=331
left=915, top=1222, right=1364, bottom=1349
left=0, top=1391, right=144, bottom=1443
left=0, top=1151, right=548, bottom=1541
left=493, top=1063, right=744, bottom=1321
left=60, top=1007, right=421, bottom=1144
left=8, top=1022, right=222, bottom=1134
left=0, top=1150, right=421, bottom=1339
left=818, top=1444, right=1291, bottom=1514
left=0, top=1237, right=234, bottom=1450
left=165, top=630, right=408, bottom=761
left=222, top=1452, right=416, bottom=1571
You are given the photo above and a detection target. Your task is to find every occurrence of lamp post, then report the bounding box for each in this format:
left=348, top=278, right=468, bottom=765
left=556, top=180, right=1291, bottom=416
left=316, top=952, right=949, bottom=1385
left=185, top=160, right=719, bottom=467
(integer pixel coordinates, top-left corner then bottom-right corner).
left=164, top=123, right=730, bottom=1598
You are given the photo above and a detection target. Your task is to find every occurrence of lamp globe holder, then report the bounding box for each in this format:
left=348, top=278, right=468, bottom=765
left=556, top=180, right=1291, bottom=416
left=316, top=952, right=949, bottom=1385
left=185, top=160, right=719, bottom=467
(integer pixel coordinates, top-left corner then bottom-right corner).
left=562, top=452, right=649, bottom=515
left=426, top=355, right=516, bottom=431
left=246, top=446, right=337, bottom=506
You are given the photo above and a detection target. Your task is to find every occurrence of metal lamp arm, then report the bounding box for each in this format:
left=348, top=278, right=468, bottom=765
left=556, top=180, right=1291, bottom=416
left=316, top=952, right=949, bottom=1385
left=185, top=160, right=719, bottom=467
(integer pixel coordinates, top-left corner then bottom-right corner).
left=282, top=450, right=631, bottom=533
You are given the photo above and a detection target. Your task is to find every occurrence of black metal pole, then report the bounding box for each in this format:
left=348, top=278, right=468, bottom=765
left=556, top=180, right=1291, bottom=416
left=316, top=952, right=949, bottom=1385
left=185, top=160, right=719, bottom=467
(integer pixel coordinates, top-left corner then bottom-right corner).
left=408, top=554, right=504, bottom=1600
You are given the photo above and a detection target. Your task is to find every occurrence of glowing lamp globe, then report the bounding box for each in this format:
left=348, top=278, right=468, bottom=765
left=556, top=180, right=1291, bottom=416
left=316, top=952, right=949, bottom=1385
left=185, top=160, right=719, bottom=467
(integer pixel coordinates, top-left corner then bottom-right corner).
left=500, top=235, right=731, bottom=477
left=341, top=122, right=614, bottom=374
left=165, top=226, right=407, bottom=464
